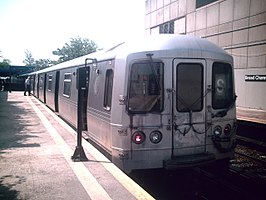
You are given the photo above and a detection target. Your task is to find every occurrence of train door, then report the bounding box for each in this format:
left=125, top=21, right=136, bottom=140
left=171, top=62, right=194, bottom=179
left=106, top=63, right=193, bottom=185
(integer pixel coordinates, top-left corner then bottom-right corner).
left=30, top=76, right=35, bottom=94
left=172, top=59, right=207, bottom=156
left=54, top=71, right=60, bottom=112
left=43, top=73, right=47, bottom=103
left=36, top=74, right=39, bottom=98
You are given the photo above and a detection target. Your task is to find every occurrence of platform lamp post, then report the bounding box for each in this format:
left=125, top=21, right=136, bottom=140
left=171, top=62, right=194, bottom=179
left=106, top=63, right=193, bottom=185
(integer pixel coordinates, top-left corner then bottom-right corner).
left=71, top=65, right=89, bottom=162
left=71, top=58, right=96, bottom=162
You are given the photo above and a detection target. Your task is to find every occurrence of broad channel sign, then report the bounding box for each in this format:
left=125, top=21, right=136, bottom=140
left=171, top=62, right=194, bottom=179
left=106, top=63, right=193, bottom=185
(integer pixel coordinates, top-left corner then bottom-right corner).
left=245, top=75, right=266, bottom=82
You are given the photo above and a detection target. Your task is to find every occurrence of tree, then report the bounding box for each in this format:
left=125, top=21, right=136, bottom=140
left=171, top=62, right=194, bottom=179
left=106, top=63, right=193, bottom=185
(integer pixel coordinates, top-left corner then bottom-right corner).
left=52, top=37, right=98, bottom=63
left=0, top=50, right=11, bottom=67
left=23, top=49, right=35, bottom=66
left=34, top=59, right=57, bottom=71
left=0, top=58, right=11, bottom=67
left=23, top=50, right=56, bottom=71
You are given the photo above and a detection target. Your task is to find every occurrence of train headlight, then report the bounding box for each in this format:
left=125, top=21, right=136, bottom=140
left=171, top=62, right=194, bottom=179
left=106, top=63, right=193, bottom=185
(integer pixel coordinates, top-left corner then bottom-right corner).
left=132, top=131, right=146, bottom=144
left=213, top=126, right=222, bottom=137
left=150, top=130, right=162, bottom=144
left=224, top=124, right=231, bottom=136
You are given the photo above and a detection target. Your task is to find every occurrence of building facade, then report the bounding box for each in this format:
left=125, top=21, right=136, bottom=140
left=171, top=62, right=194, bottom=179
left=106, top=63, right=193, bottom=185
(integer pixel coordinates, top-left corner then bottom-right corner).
left=145, top=0, right=266, bottom=110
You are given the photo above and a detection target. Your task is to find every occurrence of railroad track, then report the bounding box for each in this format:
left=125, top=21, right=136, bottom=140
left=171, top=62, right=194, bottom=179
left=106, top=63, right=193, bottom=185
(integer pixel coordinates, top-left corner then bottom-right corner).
left=191, top=135, right=266, bottom=200
left=231, top=144, right=266, bottom=183
left=194, top=157, right=266, bottom=200
left=234, top=145, right=266, bottom=165
left=236, top=135, right=266, bottom=152
left=193, top=166, right=253, bottom=200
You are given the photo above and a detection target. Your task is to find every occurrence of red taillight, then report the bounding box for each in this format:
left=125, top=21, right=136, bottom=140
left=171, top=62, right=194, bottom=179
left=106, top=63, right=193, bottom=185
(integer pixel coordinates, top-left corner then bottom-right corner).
left=132, top=131, right=146, bottom=144
left=224, top=124, right=231, bottom=136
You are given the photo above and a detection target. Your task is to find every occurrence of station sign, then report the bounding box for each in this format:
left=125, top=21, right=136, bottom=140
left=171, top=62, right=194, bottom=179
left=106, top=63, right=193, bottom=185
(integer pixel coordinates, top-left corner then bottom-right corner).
left=245, top=75, right=266, bottom=82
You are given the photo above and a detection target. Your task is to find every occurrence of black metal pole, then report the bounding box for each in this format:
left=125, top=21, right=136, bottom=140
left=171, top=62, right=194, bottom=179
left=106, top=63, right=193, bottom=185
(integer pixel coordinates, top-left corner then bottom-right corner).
left=71, top=88, right=88, bottom=161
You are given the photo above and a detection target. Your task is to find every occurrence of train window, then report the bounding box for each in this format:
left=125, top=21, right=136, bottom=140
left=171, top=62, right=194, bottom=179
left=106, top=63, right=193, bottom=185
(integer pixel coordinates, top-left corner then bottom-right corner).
left=176, top=63, right=203, bottom=112
left=128, top=62, right=164, bottom=113
left=63, top=73, right=71, bottom=97
left=212, top=62, right=233, bottom=109
left=103, top=69, right=114, bottom=111
left=48, top=75, right=52, bottom=91
left=39, top=76, right=43, bottom=89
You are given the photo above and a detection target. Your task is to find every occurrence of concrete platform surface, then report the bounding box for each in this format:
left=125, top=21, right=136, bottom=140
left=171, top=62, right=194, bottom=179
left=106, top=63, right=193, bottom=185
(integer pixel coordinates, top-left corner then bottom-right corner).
left=0, top=92, right=154, bottom=200
left=237, top=107, right=266, bottom=124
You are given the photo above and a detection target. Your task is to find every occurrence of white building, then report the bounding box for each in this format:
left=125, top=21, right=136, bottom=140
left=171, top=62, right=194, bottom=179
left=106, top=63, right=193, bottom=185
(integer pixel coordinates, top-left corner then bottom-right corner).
left=145, top=0, right=266, bottom=110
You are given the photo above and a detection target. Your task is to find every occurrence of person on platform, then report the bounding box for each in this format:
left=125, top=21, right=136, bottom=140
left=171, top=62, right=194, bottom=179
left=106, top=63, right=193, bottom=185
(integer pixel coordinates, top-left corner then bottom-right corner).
left=24, top=76, right=31, bottom=96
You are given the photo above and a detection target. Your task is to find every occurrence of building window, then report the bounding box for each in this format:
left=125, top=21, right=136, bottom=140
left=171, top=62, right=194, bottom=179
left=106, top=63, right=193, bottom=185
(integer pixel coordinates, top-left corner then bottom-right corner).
left=176, top=63, right=203, bottom=112
left=196, top=0, right=218, bottom=8
left=103, top=69, right=114, bottom=111
left=48, top=75, right=52, bottom=91
left=63, top=73, right=71, bottom=97
left=159, top=21, right=174, bottom=34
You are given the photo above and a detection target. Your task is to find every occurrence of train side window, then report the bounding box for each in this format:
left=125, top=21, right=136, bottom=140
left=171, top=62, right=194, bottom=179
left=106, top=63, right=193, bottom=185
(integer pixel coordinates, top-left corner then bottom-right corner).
left=39, top=76, right=43, bottom=89
left=48, top=75, right=52, bottom=91
left=63, top=73, right=71, bottom=97
left=103, top=69, right=114, bottom=111
left=176, top=63, right=203, bottom=112
left=212, top=62, right=233, bottom=109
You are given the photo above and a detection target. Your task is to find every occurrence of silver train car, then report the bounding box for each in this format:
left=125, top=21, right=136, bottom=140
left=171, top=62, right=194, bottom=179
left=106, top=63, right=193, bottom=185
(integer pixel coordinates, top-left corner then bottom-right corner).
left=30, top=34, right=237, bottom=173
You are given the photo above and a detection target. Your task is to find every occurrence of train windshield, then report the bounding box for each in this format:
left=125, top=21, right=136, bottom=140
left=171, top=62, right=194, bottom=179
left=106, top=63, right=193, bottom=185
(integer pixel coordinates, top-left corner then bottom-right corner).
left=212, top=62, right=234, bottom=109
left=128, top=62, right=164, bottom=113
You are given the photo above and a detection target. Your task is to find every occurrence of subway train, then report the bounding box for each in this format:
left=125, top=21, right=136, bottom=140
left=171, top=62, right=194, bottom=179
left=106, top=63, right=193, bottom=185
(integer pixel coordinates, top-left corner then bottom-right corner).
left=29, top=34, right=237, bottom=173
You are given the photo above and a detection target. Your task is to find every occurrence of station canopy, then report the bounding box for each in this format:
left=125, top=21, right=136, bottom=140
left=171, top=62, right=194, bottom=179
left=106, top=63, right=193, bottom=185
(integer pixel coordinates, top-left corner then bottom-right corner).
left=0, top=65, right=34, bottom=77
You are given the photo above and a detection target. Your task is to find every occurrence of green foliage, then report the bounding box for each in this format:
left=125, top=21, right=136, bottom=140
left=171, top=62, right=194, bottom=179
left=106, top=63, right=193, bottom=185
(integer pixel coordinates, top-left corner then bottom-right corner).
left=20, top=37, right=98, bottom=71
left=23, top=50, right=56, bottom=70
left=0, top=59, right=11, bottom=67
left=34, top=59, right=57, bottom=71
left=0, top=50, right=11, bottom=67
left=52, top=37, right=98, bottom=63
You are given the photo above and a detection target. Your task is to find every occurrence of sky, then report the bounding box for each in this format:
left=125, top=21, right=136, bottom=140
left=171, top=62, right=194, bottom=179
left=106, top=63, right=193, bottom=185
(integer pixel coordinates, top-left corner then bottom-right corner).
left=0, top=0, right=145, bottom=65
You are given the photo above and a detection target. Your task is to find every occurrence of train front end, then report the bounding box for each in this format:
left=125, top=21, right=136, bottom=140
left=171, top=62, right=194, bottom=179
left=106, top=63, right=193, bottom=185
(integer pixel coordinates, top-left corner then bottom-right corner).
left=111, top=35, right=237, bottom=173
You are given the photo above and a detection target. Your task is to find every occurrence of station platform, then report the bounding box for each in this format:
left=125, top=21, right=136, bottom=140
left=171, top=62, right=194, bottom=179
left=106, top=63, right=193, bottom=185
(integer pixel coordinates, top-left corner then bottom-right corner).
left=0, top=92, right=154, bottom=200
left=237, top=107, right=266, bottom=125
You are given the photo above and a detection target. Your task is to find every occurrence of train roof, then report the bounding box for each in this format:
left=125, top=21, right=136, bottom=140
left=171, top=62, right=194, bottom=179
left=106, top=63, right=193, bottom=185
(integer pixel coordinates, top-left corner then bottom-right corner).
left=31, top=34, right=232, bottom=75
left=117, top=34, right=232, bottom=60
